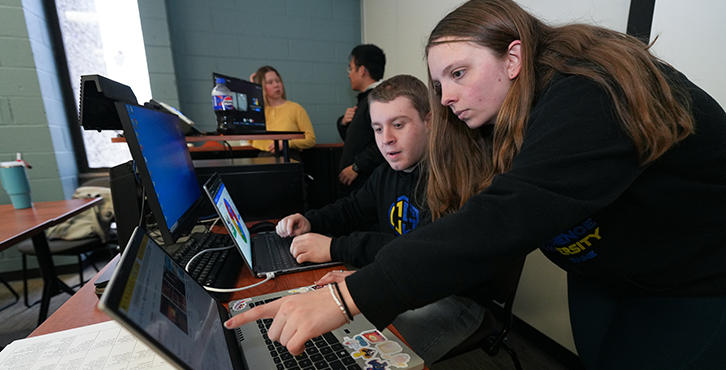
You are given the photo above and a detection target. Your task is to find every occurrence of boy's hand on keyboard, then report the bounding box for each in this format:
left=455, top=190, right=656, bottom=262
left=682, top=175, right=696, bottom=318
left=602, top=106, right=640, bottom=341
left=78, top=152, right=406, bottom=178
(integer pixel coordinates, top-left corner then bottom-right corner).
left=224, top=281, right=360, bottom=356
left=290, top=233, right=332, bottom=263
left=276, top=214, right=311, bottom=237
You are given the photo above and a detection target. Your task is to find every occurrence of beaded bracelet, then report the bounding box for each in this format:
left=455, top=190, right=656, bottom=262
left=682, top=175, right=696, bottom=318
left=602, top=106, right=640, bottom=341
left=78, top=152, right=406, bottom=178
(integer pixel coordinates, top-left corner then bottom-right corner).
left=333, top=282, right=354, bottom=322
left=328, top=283, right=351, bottom=324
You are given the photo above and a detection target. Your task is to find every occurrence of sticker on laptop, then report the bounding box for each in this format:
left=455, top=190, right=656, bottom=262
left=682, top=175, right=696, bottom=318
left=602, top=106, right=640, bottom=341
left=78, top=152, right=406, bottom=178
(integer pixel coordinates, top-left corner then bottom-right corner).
left=365, top=358, right=390, bottom=370
left=230, top=298, right=251, bottom=311
left=288, top=284, right=326, bottom=294
left=351, top=347, right=377, bottom=360
left=361, top=329, right=387, bottom=344
left=376, top=340, right=402, bottom=355
left=381, top=352, right=411, bottom=368
left=343, top=336, right=366, bottom=350
left=287, top=286, right=310, bottom=294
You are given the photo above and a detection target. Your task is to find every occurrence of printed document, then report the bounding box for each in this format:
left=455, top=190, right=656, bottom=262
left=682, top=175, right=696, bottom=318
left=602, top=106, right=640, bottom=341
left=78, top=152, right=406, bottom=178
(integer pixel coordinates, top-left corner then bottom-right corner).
left=0, top=320, right=174, bottom=369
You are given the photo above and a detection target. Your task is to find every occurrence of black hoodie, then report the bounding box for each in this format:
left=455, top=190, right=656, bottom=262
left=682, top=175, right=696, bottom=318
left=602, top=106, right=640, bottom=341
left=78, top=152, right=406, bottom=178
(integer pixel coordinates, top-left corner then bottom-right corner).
left=347, top=71, right=726, bottom=329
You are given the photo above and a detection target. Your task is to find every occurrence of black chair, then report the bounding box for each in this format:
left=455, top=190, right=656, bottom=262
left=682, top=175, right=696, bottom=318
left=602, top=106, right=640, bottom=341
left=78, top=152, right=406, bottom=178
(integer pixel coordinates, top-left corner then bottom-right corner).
left=435, top=257, right=527, bottom=370
left=17, top=177, right=118, bottom=308
left=17, top=237, right=117, bottom=307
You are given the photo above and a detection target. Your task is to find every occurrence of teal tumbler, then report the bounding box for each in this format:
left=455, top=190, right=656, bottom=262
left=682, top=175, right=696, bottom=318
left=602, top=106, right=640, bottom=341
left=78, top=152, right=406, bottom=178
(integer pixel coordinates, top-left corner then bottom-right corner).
left=0, top=161, right=32, bottom=209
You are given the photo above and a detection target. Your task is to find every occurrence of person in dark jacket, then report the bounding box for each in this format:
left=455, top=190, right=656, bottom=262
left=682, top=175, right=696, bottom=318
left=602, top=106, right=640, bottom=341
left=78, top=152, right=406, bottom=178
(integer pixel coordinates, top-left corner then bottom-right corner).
left=277, top=75, right=486, bottom=363
left=336, top=44, right=387, bottom=196
left=226, top=1, right=726, bottom=368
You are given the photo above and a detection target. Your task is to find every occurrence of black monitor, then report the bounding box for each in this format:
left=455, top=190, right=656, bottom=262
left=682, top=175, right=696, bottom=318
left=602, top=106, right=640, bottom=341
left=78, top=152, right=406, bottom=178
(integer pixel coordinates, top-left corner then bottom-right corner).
left=79, top=74, right=138, bottom=131
left=116, top=102, right=203, bottom=245
left=212, top=72, right=266, bottom=132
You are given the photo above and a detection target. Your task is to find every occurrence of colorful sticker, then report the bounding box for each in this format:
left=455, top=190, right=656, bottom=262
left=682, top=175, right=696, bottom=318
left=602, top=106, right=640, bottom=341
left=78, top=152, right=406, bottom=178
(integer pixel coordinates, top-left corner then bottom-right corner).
left=288, top=286, right=310, bottom=294
left=361, top=330, right=387, bottom=344
left=351, top=347, right=377, bottom=360
left=382, top=353, right=411, bottom=368
left=376, top=340, right=402, bottom=355
left=343, top=336, right=365, bottom=351
left=288, top=284, right=326, bottom=294
left=366, top=358, right=390, bottom=370
left=354, top=335, right=370, bottom=347
left=230, top=298, right=251, bottom=311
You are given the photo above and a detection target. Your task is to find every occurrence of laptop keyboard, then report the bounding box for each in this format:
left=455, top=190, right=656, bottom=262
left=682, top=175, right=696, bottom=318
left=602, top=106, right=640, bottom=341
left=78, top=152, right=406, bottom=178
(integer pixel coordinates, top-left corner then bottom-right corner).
left=264, top=234, right=299, bottom=269
left=171, top=232, right=237, bottom=287
left=250, top=298, right=361, bottom=370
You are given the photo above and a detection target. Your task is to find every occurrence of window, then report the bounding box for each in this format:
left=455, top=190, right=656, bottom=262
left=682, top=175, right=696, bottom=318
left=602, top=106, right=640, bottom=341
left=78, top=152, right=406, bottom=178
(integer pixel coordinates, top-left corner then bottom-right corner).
left=55, top=0, right=151, bottom=168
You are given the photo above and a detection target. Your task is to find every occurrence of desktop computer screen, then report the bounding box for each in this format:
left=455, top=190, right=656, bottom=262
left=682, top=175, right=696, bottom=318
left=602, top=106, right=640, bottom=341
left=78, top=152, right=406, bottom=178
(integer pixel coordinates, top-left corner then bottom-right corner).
left=116, top=102, right=203, bottom=245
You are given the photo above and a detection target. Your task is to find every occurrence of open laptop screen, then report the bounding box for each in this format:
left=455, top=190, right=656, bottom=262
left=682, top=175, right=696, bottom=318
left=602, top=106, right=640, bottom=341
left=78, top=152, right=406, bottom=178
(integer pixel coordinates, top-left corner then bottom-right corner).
left=203, top=173, right=253, bottom=271
left=100, top=229, right=236, bottom=370
left=213, top=72, right=265, bottom=131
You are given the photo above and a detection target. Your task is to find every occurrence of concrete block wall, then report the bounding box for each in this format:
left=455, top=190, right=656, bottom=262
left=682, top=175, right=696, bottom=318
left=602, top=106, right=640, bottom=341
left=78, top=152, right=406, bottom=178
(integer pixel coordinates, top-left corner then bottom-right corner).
left=0, top=0, right=78, bottom=273
left=139, top=0, right=179, bottom=108
left=22, top=0, right=78, bottom=199
left=163, top=0, right=361, bottom=143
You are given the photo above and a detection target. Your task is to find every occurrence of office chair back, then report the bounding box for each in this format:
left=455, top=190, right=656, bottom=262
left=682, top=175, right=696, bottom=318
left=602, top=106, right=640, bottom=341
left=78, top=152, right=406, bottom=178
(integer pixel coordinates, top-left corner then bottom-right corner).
left=436, top=257, right=527, bottom=369
left=18, top=177, right=118, bottom=307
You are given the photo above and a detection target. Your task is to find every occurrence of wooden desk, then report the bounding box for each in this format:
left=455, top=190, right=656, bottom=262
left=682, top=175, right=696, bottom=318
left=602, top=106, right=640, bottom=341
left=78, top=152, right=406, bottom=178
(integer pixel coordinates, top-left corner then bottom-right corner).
left=0, top=198, right=102, bottom=325
left=30, top=249, right=427, bottom=369
left=112, top=132, right=305, bottom=162
left=30, top=254, right=341, bottom=337
left=29, top=256, right=116, bottom=337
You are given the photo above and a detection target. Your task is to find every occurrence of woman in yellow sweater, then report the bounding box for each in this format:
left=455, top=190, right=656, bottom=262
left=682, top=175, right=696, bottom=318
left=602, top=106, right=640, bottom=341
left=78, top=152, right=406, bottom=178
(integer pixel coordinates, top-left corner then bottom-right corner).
left=250, top=66, right=316, bottom=160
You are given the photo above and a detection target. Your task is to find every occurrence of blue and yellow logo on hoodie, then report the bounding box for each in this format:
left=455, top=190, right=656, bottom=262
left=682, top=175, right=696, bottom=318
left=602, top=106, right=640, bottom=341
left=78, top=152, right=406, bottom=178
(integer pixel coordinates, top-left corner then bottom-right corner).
left=389, top=195, right=419, bottom=235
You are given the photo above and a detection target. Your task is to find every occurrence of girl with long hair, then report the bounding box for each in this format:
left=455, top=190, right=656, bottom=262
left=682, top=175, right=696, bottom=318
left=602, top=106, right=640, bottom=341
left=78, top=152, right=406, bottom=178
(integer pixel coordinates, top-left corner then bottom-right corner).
left=227, top=2, right=726, bottom=367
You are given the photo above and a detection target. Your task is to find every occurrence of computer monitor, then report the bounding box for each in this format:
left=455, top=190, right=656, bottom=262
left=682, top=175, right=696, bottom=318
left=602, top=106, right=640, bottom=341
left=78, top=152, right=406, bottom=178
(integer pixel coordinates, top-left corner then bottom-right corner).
left=212, top=72, right=266, bottom=132
left=116, top=102, right=203, bottom=245
left=79, top=74, right=138, bottom=131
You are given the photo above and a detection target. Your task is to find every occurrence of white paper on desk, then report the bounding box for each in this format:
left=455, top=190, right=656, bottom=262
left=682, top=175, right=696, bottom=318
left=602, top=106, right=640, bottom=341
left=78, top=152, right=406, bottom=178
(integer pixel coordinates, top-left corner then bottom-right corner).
left=0, top=320, right=176, bottom=370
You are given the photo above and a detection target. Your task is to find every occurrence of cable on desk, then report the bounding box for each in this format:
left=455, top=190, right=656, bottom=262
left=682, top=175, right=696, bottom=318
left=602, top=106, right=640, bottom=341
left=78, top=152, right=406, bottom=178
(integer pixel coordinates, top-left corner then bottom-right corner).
left=185, top=243, right=275, bottom=293
left=137, top=184, right=146, bottom=229
left=136, top=184, right=161, bottom=242
left=204, top=272, right=276, bottom=293
left=198, top=216, right=221, bottom=231
left=222, top=141, right=233, bottom=159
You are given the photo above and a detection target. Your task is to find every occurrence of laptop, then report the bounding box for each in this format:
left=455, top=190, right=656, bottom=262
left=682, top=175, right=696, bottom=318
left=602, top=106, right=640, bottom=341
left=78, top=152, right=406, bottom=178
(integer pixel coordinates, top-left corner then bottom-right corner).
left=98, top=227, right=425, bottom=370
left=212, top=72, right=266, bottom=133
left=202, top=172, right=341, bottom=277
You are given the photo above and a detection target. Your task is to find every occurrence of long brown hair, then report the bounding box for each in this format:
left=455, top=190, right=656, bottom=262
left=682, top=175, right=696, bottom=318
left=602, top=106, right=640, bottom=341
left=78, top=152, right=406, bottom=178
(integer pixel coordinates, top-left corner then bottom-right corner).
left=253, top=66, right=287, bottom=104
left=425, top=0, right=694, bottom=219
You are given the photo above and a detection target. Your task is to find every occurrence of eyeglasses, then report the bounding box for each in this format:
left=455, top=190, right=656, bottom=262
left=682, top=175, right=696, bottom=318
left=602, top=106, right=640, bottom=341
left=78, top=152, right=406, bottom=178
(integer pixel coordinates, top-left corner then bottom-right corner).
left=347, top=65, right=366, bottom=74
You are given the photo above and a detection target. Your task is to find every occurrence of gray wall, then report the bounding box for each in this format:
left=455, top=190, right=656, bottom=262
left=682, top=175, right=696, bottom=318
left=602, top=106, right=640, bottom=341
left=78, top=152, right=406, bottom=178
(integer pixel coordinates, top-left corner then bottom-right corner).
left=0, top=0, right=77, bottom=204
left=0, top=0, right=79, bottom=272
left=165, top=0, right=361, bottom=143
left=139, top=0, right=180, bottom=109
